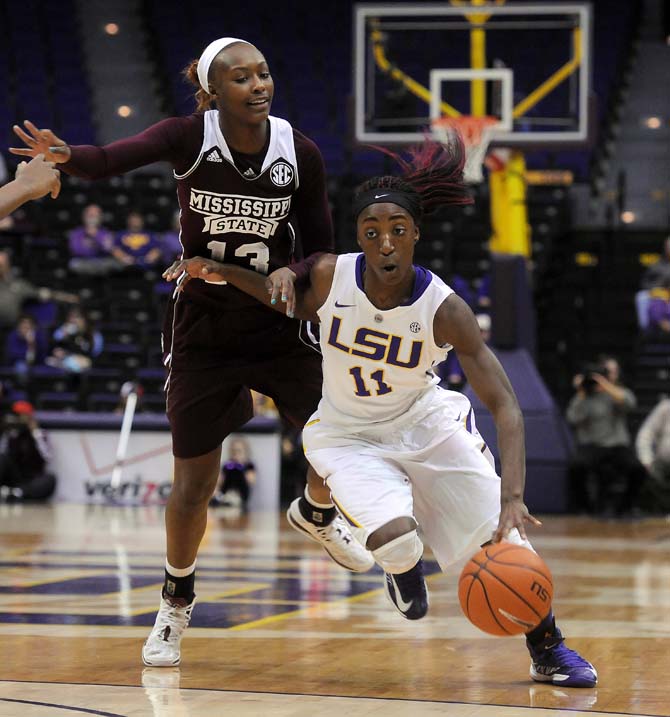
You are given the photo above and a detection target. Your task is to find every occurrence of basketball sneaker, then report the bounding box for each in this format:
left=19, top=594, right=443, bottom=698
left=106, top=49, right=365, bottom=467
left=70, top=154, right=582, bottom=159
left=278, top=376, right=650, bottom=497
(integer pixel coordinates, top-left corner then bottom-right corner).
left=383, top=559, right=429, bottom=620
left=286, top=498, right=374, bottom=572
left=527, top=623, right=597, bottom=688
left=142, top=594, right=196, bottom=667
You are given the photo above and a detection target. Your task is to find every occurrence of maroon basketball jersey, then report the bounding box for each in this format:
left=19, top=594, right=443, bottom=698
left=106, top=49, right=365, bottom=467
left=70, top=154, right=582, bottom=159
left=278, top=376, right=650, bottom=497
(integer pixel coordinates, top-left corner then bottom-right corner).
left=175, top=111, right=302, bottom=313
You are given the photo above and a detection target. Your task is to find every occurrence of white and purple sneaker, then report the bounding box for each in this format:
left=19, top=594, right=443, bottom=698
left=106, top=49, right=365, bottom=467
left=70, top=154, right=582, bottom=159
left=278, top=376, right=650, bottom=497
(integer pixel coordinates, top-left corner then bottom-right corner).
left=527, top=624, right=597, bottom=688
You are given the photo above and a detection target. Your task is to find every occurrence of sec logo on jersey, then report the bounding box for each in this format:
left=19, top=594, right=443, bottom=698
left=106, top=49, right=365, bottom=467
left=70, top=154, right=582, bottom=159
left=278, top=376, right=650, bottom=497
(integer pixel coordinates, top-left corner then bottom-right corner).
left=270, top=162, right=294, bottom=187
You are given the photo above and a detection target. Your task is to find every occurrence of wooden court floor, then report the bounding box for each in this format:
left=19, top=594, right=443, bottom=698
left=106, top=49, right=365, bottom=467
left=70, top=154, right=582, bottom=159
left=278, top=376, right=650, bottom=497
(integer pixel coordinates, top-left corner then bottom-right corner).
left=0, top=503, right=669, bottom=717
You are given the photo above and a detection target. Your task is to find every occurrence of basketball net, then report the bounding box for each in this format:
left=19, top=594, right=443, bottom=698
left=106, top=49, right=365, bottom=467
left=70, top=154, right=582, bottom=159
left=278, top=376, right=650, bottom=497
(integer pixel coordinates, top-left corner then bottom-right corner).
left=431, top=115, right=501, bottom=184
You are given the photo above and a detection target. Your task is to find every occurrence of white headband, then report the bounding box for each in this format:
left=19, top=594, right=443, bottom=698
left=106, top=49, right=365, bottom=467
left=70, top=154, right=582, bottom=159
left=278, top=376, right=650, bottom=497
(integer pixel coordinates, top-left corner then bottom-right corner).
left=197, top=37, right=251, bottom=92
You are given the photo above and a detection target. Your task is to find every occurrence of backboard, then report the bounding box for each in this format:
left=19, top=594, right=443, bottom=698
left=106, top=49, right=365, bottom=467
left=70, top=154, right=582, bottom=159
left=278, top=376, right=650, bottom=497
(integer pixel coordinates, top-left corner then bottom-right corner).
left=353, top=2, right=592, bottom=146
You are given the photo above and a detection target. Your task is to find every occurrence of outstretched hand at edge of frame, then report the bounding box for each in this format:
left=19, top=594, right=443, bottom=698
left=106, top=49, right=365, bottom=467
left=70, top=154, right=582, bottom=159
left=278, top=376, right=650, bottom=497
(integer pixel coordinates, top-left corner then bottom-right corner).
left=15, top=154, right=61, bottom=200
left=10, top=120, right=71, bottom=164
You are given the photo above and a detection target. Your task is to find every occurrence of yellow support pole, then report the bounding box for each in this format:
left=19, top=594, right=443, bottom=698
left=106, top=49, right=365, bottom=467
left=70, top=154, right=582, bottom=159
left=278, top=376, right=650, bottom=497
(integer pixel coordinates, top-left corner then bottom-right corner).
left=470, top=24, right=486, bottom=116
left=506, top=151, right=531, bottom=256
left=466, top=0, right=488, bottom=117
left=513, top=28, right=582, bottom=119
left=370, top=29, right=461, bottom=118
left=489, top=165, right=507, bottom=254
left=488, top=152, right=531, bottom=257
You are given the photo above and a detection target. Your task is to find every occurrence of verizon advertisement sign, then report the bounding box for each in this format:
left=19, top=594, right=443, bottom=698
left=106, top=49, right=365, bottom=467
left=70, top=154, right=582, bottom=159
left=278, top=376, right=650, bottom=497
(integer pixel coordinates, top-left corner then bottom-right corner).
left=49, top=429, right=280, bottom=509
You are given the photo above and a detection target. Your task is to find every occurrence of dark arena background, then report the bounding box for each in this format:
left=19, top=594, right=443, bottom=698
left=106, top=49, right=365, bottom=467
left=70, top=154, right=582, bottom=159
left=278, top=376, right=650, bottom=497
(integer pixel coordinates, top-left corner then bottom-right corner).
left=0, top=1, right=669, bottom=715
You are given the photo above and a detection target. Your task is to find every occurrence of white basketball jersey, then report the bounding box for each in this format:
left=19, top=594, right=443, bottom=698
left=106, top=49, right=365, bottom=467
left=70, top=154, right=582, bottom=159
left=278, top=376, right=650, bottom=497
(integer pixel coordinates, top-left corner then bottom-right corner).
left=316, top=253, right=454, bottom=427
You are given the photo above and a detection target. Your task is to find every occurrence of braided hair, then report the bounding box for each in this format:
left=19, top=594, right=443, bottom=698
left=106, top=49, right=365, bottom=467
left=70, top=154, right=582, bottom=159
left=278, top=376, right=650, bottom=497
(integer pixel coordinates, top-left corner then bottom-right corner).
left=353, top=134, right=472, bottom=223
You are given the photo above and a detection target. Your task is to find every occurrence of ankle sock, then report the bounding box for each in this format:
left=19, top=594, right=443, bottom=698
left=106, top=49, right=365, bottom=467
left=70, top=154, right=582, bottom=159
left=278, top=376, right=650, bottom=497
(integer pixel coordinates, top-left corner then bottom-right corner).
left=526, top=610, right=555, bottom=645
left=163, top=559, right=196, bottom=603
left=298, top=486, right=336, bottom=526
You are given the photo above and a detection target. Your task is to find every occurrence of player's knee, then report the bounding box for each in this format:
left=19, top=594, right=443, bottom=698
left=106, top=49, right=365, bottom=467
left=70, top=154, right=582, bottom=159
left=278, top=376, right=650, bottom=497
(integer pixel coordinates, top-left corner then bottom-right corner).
left=171, top=473, right=218, bottom=506
left=371, top=529, right=424, bottom=574
left=366, top=516, right=416, bottom=550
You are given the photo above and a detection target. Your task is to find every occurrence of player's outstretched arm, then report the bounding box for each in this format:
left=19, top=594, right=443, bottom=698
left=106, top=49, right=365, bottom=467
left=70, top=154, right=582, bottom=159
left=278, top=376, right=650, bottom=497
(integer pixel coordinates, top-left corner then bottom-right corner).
left=10, top=120, right=72, bottom=164
left=434, top=294, right=541, bottom=542
left=0, top=154, right=61, bottom=219
left=162, top=254, right=336, bottom=323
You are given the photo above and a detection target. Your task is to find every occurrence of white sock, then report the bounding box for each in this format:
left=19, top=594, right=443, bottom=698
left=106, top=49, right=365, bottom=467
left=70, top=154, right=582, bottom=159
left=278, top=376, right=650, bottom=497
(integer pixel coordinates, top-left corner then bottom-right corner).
left=165, top=559, right=196, bottom=577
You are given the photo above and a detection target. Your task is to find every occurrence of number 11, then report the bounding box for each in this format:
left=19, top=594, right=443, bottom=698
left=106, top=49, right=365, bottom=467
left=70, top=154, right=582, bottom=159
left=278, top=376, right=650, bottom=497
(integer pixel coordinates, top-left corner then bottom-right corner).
left=349, top=367, right=392, bottom=397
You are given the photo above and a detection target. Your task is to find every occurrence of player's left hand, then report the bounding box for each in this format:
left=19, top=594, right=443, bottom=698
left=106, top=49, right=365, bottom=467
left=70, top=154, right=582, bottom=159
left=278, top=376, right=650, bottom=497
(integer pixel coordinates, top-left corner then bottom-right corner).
left=491, top=497, right=542, bottom=543
left=266, top=267, right=297, bottom=318
left=162, top=257, right=226, bottom=290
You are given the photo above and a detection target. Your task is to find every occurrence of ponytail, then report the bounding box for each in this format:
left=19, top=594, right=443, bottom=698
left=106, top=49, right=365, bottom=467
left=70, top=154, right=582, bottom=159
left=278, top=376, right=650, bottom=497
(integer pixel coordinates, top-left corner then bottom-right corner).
left=182, top=59, right=215, bottom=112
left=354, top=134, right=472, bottom=223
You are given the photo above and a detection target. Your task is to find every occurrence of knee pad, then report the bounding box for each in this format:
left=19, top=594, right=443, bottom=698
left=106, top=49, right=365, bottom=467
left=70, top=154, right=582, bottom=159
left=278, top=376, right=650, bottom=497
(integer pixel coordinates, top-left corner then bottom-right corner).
left=372, top=529, right=424, bottom=574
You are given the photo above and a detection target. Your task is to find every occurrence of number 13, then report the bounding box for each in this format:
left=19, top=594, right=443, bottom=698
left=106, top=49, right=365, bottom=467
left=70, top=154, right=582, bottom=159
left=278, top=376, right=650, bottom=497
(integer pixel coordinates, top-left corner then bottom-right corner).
left=207, top=240, right=270, bottom=279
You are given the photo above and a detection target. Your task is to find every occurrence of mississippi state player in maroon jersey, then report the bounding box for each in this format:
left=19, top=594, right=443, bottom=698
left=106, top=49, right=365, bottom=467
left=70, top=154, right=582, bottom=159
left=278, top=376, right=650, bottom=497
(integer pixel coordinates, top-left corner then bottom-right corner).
left=11, top=37, right=373, bottom=667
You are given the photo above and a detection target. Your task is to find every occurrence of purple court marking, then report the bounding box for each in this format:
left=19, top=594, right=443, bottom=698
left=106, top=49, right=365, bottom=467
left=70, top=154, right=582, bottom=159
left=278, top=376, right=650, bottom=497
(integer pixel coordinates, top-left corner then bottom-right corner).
left=0, top=697, right=126, bottom=716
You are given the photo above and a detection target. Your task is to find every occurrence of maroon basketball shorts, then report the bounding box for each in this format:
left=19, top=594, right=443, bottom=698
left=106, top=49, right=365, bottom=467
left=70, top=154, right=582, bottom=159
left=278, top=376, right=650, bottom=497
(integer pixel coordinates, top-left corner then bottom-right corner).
left=163, top=297, right=323, bottom=459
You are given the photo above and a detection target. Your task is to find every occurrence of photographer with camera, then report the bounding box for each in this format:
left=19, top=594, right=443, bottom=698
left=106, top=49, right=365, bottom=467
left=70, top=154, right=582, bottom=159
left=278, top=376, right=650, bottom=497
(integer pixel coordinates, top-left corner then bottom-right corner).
left=566, top=356, right=646, bottom=516
left=0, top=400, right=56, bottom=502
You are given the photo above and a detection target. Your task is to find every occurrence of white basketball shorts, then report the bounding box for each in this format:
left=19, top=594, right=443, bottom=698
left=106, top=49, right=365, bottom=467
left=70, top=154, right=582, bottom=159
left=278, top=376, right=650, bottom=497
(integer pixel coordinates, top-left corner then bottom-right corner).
left=303, top=387, right=504, bottom=571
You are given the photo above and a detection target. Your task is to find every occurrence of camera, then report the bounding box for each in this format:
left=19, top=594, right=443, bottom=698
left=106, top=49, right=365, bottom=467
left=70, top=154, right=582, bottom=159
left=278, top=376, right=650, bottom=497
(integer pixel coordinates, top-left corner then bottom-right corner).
left=581, top=363, right=606, bottom=394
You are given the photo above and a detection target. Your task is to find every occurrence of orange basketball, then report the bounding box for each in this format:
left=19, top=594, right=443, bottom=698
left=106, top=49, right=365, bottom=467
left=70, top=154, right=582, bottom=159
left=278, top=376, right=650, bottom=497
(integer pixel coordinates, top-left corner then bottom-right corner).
left=458, top=543, right=553, bottom=636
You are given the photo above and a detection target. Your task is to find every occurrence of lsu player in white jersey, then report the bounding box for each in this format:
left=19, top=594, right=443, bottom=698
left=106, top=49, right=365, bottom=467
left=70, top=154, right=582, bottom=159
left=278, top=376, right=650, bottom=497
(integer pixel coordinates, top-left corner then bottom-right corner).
left=163, top=136, right=597, bottom=689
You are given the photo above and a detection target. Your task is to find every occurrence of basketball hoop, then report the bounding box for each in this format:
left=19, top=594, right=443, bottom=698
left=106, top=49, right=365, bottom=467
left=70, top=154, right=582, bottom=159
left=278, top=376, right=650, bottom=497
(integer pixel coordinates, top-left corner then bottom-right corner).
left=431, top=115, right=499, bottom=184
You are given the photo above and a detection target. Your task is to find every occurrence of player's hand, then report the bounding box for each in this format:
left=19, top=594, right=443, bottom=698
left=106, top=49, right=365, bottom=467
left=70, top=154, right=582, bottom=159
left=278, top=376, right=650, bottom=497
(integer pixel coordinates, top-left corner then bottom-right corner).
left=14, top=154, right=61, bottom=199
left=163, top=257, right=226, bottom=290
left=10, top=120, right=71, bottom=164
left=265, top=267, right=297, bottom=318
left=491, top=496, right=542, bottom=543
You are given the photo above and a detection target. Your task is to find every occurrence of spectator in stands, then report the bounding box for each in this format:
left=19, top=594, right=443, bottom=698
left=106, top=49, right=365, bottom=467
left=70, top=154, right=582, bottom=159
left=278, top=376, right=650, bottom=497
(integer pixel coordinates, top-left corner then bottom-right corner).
left=637, top=237, right=670, bottom=330
left=0, top=400, right=56, bottom=502
left=646, top=278, right=670, bottom=338
left=641, top=236, right=670, bottom=290
left=161, top=209, right=183, bottom=263
left=635, top=396, right=670, bottom=513
left=112, top=210, right=162, bottom=269
left=0, top=250, right=78, bottom=328
left=210, top=437, right=255, bottom=512
left=0, top=154, right=60, bottom=220
left=566, top=356, right=646, bottom=516
left=68, top=203, right=120, bottom=276
left=5, top=315, right=47, bottom=377
left=46, top=307, right=103, bottom=373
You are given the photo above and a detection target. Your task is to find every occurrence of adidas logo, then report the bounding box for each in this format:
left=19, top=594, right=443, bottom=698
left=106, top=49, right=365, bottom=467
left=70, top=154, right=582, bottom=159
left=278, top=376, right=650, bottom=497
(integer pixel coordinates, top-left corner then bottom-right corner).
left=206, top=150, right=222, bottom=163
left=243, top=168, right=256, bottom=178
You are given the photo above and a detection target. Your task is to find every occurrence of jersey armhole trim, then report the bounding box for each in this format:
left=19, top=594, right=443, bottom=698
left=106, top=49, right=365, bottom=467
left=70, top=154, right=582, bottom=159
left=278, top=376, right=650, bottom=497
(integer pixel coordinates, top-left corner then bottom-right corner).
left=174, top=149, right=205, bottom=180
left=174, top=112, right=211, bottom=180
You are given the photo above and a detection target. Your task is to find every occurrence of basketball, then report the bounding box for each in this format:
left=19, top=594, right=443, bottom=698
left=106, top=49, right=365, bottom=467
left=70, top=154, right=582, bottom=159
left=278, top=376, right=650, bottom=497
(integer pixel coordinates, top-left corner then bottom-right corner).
left=458, top=543, right=553, bottom=636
